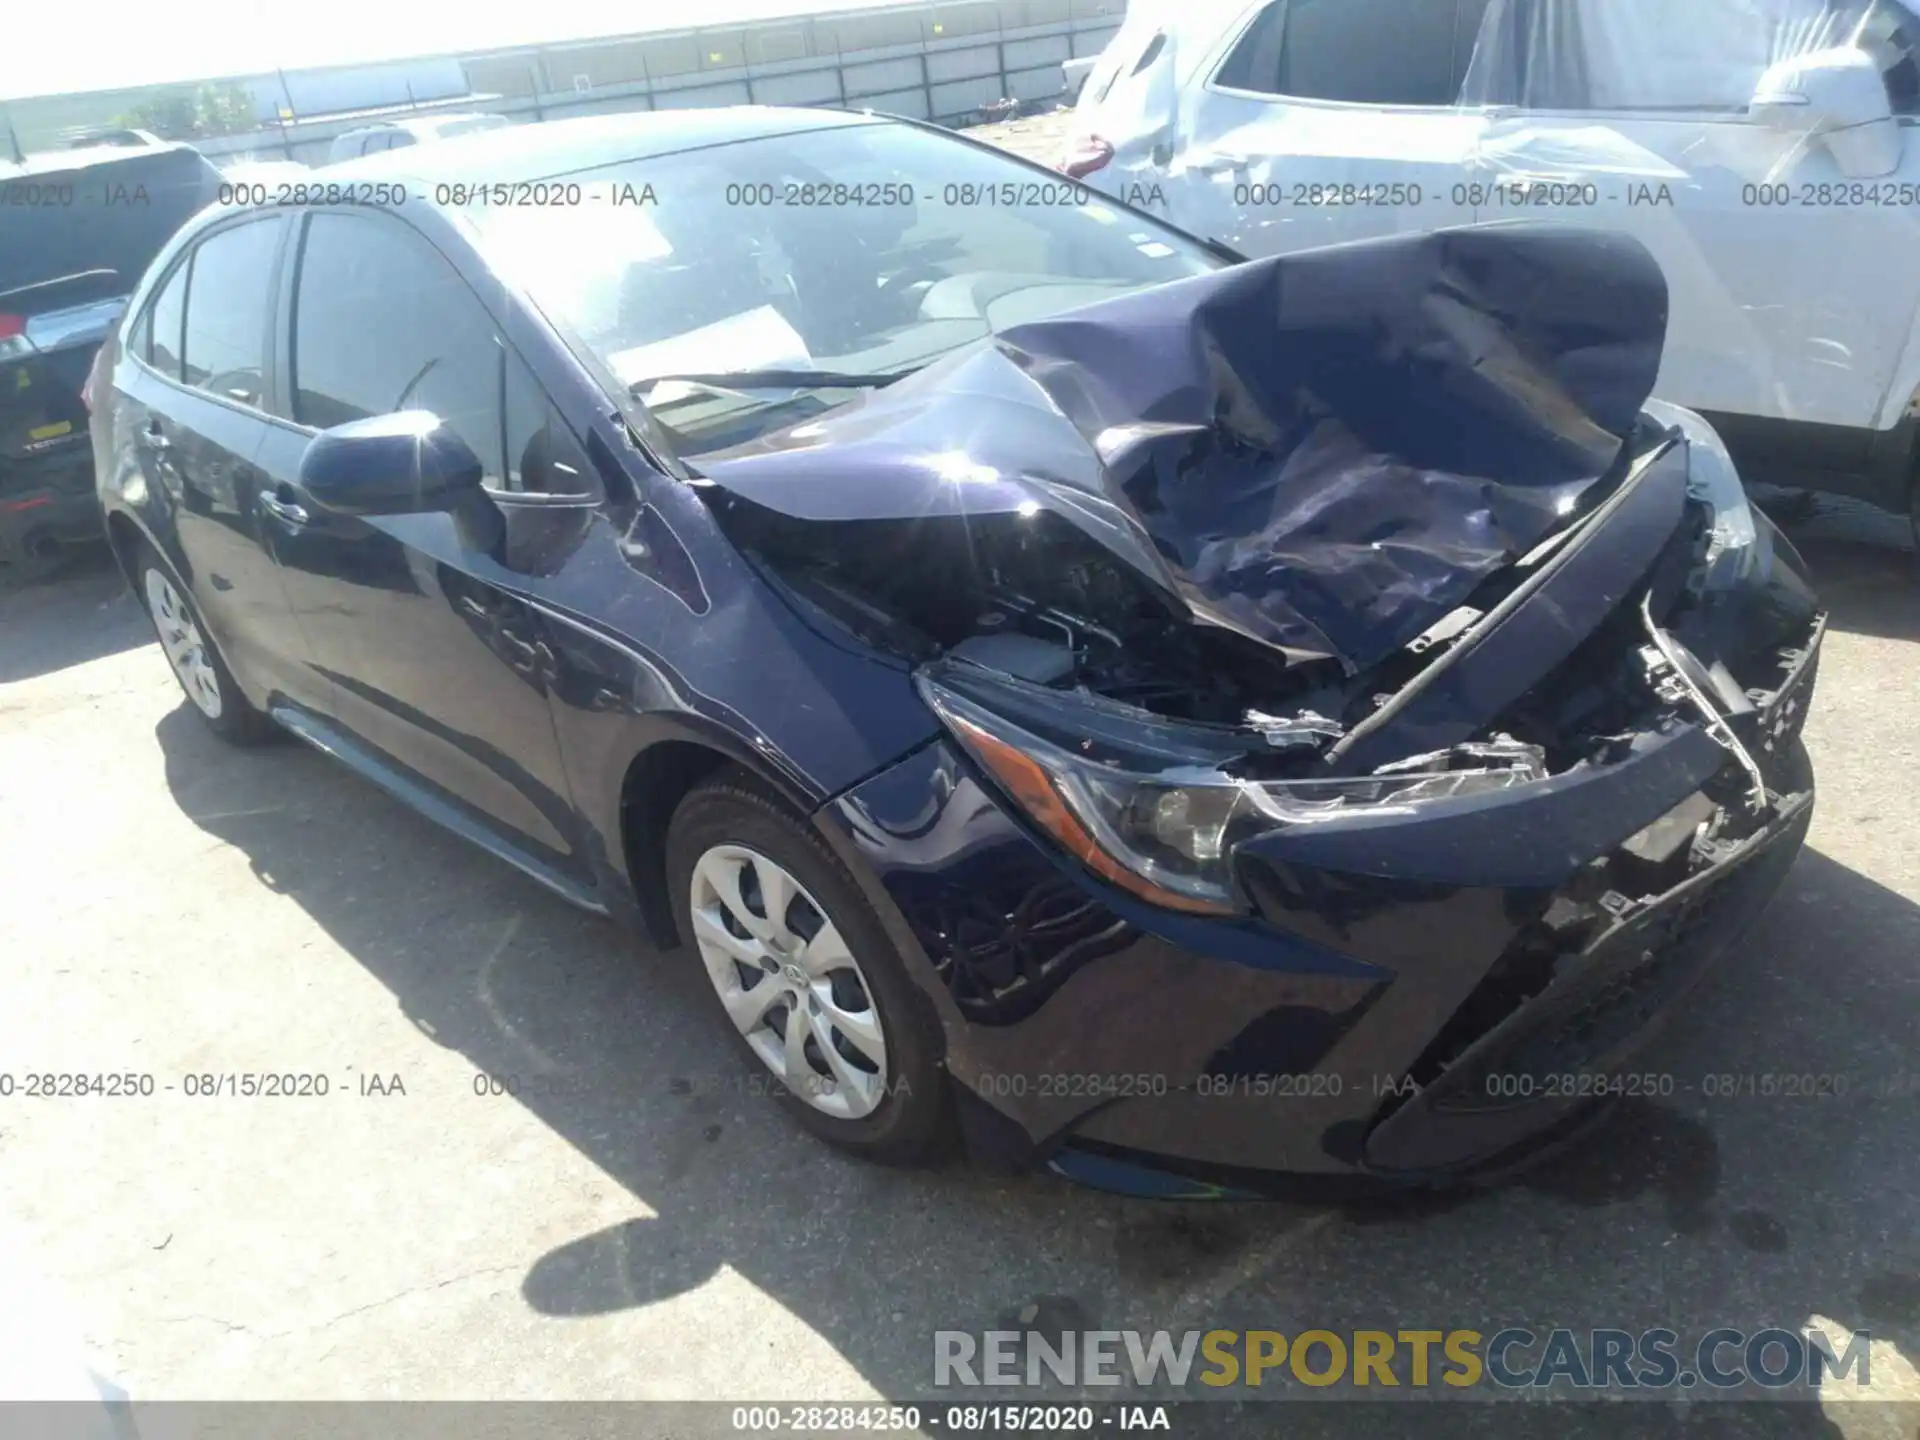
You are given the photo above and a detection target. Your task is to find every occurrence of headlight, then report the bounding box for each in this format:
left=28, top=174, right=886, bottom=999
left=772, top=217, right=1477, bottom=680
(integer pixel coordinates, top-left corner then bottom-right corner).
left=1643, top=399, right=1771, bottom=589
left=920, top=675, right=1546, bottom=916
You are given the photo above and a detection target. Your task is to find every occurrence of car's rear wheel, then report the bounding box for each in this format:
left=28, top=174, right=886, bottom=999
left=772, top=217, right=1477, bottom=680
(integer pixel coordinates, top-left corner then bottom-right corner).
left=666, top=770, right=951, bottom=1162
left=135, top=542, right=277, bottom=744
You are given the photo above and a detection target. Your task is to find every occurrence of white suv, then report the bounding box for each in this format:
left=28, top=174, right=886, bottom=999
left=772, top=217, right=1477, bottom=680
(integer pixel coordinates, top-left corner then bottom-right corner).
left=1065, top=0, right=1920, bottom=532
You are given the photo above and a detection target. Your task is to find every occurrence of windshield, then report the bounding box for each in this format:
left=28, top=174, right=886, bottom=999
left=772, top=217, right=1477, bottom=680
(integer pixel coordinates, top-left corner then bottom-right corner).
left=467, top=120, right=1219, bottom=452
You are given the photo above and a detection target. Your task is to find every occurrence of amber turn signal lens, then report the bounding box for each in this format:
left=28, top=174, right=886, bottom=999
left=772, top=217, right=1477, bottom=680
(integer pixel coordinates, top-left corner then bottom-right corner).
left=946, top=712, right=1235, bottom=916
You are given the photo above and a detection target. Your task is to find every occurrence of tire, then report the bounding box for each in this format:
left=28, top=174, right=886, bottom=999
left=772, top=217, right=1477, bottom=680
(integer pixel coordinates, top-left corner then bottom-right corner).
left=133, top=540, right=278, bottom=745
left=0, top=527, right=68, bottom=589
left=667, top=768, right=952, bottom=1163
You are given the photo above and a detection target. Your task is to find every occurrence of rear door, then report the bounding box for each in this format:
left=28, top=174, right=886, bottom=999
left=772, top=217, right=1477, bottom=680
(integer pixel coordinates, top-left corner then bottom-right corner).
left=1156, top=0, right=1493, bottom=254
left=253, top=208, right=592, bottom=877
left=118, top=213, right=317, bottom=706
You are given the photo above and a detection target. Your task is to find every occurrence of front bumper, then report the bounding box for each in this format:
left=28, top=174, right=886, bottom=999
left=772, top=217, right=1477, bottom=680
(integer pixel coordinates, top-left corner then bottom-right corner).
left=823, top=618, right=1821, bottom=1193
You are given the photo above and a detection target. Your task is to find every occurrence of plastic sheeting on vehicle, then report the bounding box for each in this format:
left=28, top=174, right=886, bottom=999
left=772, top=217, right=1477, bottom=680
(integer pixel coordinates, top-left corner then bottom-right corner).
left=1078, top=0, right=1920, bottom=442
left=695, top=224, right=1670, bottom=674
left=1459, top=0, right=1915, bottom=112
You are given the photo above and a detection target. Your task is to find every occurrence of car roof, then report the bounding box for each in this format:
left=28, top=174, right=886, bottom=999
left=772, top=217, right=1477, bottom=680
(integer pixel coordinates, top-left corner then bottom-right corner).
left=0, top=138, right=216, bottom=181
left=343, top=111, right=503, bottom=138
left=407, top=112, right=507, bottom=133
left=326, top=105, right=888, bottom=187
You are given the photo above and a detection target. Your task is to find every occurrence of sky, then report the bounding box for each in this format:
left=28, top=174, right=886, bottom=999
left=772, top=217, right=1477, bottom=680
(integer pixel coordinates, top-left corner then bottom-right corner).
left=3, top=0, right=935, bottom=101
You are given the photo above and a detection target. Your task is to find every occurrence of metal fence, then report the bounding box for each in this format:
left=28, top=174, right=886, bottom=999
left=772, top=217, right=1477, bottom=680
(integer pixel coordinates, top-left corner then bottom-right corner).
left=186, top=0, right=1124, bottom=165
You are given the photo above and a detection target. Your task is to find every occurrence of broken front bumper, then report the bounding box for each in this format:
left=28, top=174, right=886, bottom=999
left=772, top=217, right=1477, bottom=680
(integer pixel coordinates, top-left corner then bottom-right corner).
left=1360, top=749, right=1813, bottom=1178
left=823, top=608, right=1820, bottom=1192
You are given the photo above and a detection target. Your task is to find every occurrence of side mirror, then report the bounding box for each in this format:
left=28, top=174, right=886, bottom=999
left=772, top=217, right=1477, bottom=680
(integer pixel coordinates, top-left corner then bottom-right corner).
left=1751, top=46, right=1901, bottom=179
left=297, top=410, right=486, bottom=516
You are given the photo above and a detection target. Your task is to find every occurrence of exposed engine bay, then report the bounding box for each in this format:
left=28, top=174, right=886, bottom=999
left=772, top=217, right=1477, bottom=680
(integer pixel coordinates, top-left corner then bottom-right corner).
left=711, top=419, right=1730, bottom=778
left=714, top=417, right=1820, bottom=912
left=720, top=501, right=1343, bottom=728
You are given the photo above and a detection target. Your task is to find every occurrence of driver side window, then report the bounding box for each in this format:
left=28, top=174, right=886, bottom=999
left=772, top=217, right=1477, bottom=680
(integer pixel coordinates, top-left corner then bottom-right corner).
left=288, top=211, right=594, bottom=497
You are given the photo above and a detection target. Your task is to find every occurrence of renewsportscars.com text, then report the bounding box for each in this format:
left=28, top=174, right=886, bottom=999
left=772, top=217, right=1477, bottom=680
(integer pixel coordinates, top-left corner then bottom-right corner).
left=934, top=1326, right=1875, bottom=1392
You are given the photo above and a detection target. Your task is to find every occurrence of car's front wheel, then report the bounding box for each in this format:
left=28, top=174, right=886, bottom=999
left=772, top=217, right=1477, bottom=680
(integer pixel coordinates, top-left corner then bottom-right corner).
left=135, top=542, right=277, bottom=744
left=667, top=770, right=951, bottom=1162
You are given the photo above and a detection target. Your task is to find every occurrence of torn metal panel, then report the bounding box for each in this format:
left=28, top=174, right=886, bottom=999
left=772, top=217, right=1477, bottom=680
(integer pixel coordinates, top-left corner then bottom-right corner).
left=697, top=223, right=1668, bottom=674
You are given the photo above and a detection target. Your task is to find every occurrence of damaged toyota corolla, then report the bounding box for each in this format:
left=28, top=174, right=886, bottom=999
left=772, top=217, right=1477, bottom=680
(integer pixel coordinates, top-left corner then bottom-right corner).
left=92, top=108, right=1824, bottom=1195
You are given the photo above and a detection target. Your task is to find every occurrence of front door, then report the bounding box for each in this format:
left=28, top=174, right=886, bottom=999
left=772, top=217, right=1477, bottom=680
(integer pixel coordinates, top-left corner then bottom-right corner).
left=253, top=208, right=592, bottom=878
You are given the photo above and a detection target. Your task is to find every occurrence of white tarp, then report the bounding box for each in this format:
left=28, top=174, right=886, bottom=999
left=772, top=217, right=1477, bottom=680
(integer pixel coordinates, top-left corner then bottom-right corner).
left=1460, top=0, right=1915, bottom=111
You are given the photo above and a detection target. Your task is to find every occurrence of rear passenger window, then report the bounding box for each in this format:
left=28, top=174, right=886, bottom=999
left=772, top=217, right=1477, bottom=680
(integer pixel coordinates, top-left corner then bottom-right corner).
left=1218, top=0, right=1465, bottom=106
left=124, top=287, right=154, bottom=370
left=180, top=217, right=285, bottom=408
left=145, top=261, right=190, bottom=381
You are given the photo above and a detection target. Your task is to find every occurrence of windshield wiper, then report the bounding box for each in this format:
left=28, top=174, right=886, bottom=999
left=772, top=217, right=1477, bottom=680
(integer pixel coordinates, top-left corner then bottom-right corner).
left=629, top=369, right=908, bottom=397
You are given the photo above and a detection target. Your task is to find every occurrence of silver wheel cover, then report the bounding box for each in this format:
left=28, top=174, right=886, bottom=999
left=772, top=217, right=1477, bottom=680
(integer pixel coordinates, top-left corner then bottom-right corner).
left=144, top=568, right=224, bottom=720
left=688, top=844, right=889, bottom=1120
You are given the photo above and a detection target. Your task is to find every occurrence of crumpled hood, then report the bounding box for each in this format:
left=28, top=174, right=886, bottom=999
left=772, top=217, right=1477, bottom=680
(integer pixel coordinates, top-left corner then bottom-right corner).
left=695, top=223, right=1669, bottom=673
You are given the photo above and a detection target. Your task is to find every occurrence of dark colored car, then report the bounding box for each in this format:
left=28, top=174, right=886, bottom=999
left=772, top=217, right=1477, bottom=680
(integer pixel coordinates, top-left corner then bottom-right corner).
left=90, top=107, right=1823, bottom=1196
left=1, top=140, right=223, bottom=580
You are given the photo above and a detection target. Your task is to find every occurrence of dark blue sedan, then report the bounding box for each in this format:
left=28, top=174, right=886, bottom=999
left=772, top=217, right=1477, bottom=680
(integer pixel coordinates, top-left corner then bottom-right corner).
left=88, top=106, right=1824, bottom=1196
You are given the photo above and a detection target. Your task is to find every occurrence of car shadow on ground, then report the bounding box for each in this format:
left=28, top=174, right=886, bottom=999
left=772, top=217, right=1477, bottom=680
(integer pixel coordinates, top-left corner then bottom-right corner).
left=1767, top=494, right=1916, bottom=645
left=0, top=546, right=145, bottom=685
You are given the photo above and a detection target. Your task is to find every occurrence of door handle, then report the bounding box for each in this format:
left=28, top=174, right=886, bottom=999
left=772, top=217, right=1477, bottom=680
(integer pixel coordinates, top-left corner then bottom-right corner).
left=259, top=489, right=310, bottom=527
left=501, top=631, right=539, bottom=675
